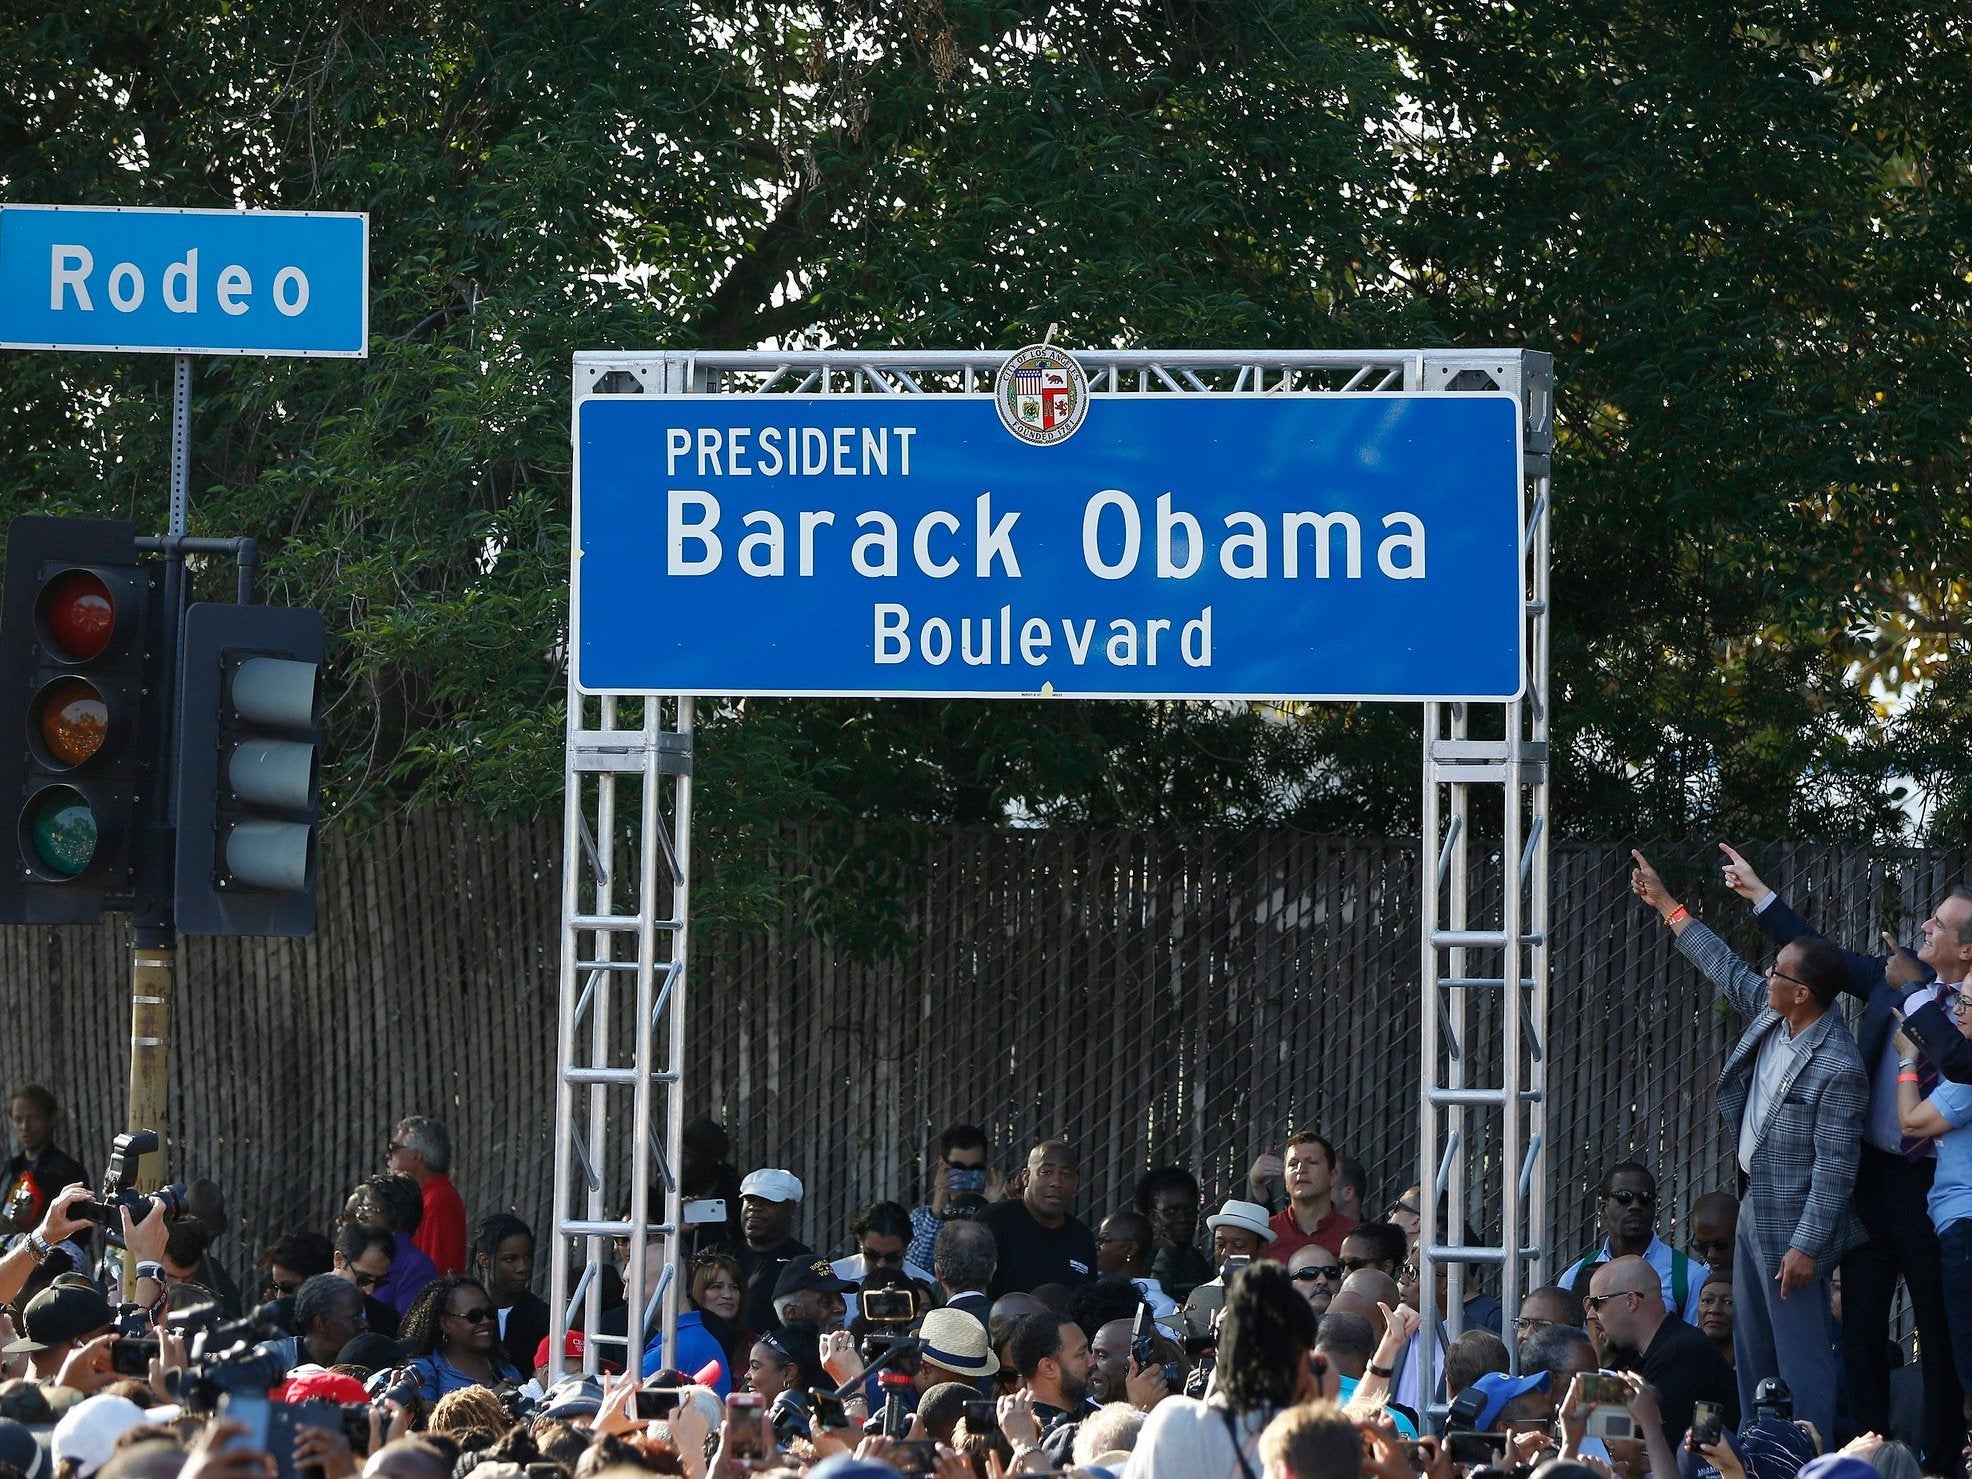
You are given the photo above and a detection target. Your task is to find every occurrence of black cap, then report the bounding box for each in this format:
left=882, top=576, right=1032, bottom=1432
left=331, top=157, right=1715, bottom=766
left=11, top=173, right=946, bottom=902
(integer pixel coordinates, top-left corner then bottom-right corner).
left=2, top=1279, right=114, bottom=1354
left=772, top=1257, right=857, bottom=1299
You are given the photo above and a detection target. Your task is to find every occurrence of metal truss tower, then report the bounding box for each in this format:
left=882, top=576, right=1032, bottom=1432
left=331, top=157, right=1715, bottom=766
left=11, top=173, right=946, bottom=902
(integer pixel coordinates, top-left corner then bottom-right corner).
left=550, top=349, right=1553, bottom=1395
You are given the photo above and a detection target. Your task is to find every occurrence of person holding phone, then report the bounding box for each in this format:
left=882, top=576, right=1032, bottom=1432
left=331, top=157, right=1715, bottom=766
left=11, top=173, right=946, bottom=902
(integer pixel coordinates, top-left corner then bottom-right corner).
left=1583, top=1256, right=1737, bottom=1449
left=907, top=1124, right=995, bottom=1271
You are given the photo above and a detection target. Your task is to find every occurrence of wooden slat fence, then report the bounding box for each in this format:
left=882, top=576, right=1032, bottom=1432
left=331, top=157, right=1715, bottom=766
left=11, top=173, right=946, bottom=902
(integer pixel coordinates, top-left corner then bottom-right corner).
left=1, top=815, right=1961, bottom=1297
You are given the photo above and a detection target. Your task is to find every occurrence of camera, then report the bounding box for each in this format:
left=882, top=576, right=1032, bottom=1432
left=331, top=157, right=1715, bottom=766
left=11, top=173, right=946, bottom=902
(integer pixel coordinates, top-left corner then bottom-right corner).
left=1752, top=1377, right=1792, bottom=1422
left=76, top=1130, right=187, bottom=1243
left=860, top=1333, right=925, bottom=1376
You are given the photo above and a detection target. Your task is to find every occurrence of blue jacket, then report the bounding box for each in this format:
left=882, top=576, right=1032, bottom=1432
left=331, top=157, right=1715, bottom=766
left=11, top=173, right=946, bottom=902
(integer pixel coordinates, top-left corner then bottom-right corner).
left=641, top=1310, right=733, bottom=1396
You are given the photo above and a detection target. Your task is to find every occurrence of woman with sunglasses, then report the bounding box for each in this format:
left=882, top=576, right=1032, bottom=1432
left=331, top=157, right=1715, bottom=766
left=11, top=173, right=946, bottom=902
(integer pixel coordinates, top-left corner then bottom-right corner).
left=400, top=1274, right=524, bottom=1401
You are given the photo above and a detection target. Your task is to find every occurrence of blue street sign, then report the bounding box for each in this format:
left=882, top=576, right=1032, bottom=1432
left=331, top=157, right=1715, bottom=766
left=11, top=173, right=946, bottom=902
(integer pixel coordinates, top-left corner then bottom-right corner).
left=573, top=393, right=1525, bottom=701
left=0, top=205, right=367, bottom=357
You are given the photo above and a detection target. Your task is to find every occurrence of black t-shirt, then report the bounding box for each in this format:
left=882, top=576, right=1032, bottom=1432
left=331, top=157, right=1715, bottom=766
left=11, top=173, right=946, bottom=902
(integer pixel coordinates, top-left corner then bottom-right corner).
left=977, top=1200, right=1096, bottom=1299
left=739, top=1236, right=811, bottom=1332
left=1632, top=1314, right=1739, bottom=1448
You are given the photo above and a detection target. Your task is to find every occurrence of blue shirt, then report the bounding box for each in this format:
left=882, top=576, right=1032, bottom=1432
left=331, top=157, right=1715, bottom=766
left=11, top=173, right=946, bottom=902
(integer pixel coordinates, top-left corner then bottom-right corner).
left=1336, top=1375, right=1417, bottom=1437
left=1926, top=1081, right=1972, bottom=1230
left=408, top=1350, right=522, bottom=1402
left=641, top=1310, right=733, bottom=1396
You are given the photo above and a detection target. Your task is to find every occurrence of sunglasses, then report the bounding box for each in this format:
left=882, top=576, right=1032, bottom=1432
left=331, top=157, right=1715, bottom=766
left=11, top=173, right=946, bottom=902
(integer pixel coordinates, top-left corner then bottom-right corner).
left=1584, top=1290, right=1638, bottom=1311
left=1339, top=1256, right=1381, bottom=1272
left=1603, top=1189, right=1656, bottom=1208
left=351, top=1270, right=388, bottom=1290
left=446, top=1306, right=497, bottom=1324
left=1291, top=1264, right=1343, bottom=1283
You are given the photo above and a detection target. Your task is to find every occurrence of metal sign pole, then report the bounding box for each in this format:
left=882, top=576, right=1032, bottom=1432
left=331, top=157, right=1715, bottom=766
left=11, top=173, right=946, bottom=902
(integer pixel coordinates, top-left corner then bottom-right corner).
left=128, top=354, right=192, bottom=1201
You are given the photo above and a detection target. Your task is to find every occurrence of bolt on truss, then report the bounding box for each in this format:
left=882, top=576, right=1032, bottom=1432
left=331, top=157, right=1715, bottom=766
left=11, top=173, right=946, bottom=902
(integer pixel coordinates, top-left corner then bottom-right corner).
left=552, top=348, right=1552, bottom=1397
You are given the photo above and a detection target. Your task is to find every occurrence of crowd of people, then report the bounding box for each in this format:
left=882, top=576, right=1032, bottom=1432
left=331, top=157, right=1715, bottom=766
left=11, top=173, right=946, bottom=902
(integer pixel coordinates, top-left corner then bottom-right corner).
left=0, top=844, right=1964, bottom=1479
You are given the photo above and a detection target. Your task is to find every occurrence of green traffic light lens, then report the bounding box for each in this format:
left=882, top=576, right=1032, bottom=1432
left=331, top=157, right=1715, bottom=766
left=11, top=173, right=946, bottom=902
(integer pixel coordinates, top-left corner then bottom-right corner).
left=22, top=787, right=98, bottom=878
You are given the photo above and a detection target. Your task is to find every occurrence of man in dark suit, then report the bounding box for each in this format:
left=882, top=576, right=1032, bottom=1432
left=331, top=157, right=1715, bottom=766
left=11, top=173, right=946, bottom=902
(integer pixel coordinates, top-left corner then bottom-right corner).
left=1632, top=850, right=1867, bottom=1447
left=1717, top=846, right=1967, bottom=1472
left=933, top=1217, right=995, bottom=1326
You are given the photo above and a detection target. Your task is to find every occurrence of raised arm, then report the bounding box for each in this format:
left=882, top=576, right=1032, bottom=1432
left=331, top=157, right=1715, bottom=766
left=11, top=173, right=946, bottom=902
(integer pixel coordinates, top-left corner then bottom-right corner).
left=1632, top=850, right=1767, bottom=1018
left=1720, top=844, right=1905, bottom=1002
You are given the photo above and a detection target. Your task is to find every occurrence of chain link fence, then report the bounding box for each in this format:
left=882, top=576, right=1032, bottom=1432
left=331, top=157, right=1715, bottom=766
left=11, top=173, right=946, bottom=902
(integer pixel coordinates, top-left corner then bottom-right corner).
left=1, top=813, right=1961, bottom=1291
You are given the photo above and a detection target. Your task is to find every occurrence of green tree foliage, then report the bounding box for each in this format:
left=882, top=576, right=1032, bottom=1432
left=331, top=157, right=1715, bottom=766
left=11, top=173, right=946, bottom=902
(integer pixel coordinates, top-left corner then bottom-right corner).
left=1, top=0, right=1968, bottom=936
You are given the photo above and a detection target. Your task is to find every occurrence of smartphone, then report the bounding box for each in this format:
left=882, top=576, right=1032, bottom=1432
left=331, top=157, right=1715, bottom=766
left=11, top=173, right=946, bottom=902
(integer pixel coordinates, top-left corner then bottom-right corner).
left=724, top=1392, right=765, bottom=1461
left=947, top=1169, right=987, bottom=1194
left=683, top=1198, right=727, bottom=1225
left=1220, top=1254, right=1252, bottom=1283
left=1576, top=1372, right=1632, bottom=1407
left=811, top=1391, right=850, bottom=1430
left=1690, top=1400, right=1722, bottom=1449
left=860, top=1288, right=916, bottom=1323
left=962, top=1398, right=999, bottom=1438
left=1445, top=1432, right=1507, bottom=1466
left=220, top=1393, right=272, bottom=1455
left=110, top=1336, right=158, bottom=1377
left=636, top=1386, right=683, bottom=1419
left=889, top=1440, right=938, bottom=1477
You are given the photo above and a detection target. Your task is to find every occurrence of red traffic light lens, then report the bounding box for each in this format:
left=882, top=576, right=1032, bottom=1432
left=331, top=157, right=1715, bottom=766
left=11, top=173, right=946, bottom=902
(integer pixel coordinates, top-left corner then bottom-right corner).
left=30, top=678, right=109, bottom=769
left=38, top=570, right=115, bottom=662
left=22, top=787, right=99, bottom=878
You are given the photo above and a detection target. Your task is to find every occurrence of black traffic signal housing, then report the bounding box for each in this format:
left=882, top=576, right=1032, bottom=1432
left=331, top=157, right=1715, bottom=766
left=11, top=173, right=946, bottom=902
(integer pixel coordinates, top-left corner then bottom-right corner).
left=174, top=602, right=325, bottom=937
left=0, top=517, right=164, bottom=925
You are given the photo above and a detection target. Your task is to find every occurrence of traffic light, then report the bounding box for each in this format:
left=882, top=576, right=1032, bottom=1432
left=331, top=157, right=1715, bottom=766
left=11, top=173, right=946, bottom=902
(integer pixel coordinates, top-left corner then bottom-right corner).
left=0, top=518, right=163, bottom=925
left=174, top=602, right=325, bottom=937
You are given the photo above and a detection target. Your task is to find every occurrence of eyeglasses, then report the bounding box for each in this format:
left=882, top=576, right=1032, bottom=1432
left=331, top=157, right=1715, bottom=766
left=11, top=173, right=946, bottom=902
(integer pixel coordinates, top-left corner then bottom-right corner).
left=270, top=1280, right=304, bottom=1297
left=1514, top=1316, right=1553, bottom=1333
left=1584, top=1290, right=1639, bottom=1311
left=1692, top=1238, right=1733, bottom=1256
left=446, top=1306, right=496, bottom=1324
left=1603, top=1189, right=1656, bottom=1208
left=861, top=1247, right=904, bottom=1265
left=1398, top=1262, right=1419, bottom=1282
left=1339, top=1256, right=1381, bottom=1272
left=1291, top=1265, right=1343, bottom=1283
left=1389, top=1202, right=1420, bottom=1220
left=1766, top=964, right=1813, bottom=991
left=351, top=1270, right=388, bottom=1290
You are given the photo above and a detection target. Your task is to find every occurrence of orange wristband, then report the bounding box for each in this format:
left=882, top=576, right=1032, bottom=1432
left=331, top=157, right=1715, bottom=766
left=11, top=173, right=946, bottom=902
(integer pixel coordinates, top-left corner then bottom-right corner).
left=1666, top=906, right=1689, bottom=925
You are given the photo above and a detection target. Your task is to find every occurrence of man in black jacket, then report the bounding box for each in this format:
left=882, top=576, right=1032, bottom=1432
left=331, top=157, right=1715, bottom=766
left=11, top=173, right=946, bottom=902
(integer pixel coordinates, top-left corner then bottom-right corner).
left=1719, top=844, right=1966, bottom=1470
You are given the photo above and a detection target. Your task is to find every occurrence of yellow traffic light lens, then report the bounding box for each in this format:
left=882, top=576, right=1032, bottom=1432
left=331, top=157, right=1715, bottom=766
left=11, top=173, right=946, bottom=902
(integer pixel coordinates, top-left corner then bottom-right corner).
left=32, top=678, right=108, bottom=768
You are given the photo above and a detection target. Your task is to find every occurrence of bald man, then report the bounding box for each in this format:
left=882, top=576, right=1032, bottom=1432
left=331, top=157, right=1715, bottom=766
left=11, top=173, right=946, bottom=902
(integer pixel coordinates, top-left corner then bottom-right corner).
left=979, top=1141, right=1098, bottom=1299
left=1587, top=1254, right=1737, bottom=1447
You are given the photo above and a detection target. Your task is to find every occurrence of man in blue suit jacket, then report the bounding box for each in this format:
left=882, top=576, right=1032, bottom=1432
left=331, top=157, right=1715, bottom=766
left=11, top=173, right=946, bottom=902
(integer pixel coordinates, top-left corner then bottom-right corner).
left=1716, top=845, right=1967, bottom=1473
left=1632, top=850, right=1867, bottom=1448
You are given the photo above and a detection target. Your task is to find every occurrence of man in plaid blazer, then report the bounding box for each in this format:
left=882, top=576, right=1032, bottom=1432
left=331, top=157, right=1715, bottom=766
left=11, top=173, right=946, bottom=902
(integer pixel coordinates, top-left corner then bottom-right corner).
left=1631, top=850, right=1867, bottom=1447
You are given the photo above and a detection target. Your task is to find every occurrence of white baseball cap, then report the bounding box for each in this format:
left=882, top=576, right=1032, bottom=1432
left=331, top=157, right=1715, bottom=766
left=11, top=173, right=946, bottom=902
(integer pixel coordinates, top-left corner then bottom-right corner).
left=740, top=1168, right=803, bottom=1203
